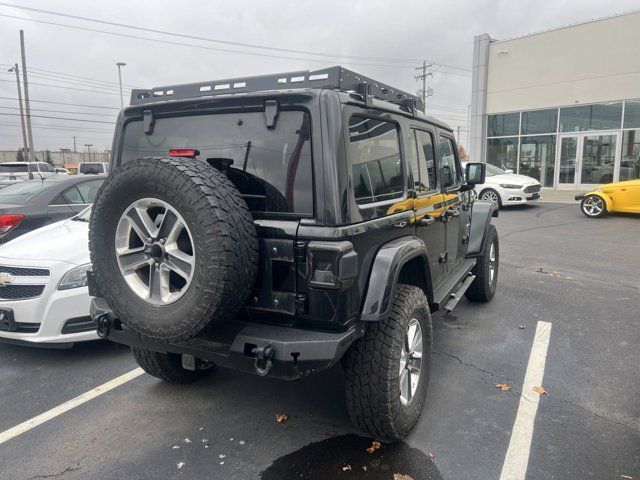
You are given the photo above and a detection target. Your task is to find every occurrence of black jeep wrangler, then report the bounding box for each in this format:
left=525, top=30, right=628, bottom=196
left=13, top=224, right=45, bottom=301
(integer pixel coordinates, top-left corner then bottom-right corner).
left=89, top=67, right=498, bottom=441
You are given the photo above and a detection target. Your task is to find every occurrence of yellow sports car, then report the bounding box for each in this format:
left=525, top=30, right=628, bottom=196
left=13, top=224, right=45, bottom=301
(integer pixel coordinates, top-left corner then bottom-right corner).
left=575, top=179, right=640, bottom=218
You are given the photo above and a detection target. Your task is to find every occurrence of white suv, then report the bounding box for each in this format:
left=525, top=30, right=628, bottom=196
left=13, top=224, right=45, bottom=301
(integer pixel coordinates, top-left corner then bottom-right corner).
left=0, top=207, right=96, bottom=347
left=0, top=162, right=63, bottom=189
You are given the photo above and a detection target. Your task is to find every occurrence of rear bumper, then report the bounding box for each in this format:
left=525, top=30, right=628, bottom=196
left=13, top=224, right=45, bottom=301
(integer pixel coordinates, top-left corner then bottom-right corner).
left=90, top=297, right=358, bottom=380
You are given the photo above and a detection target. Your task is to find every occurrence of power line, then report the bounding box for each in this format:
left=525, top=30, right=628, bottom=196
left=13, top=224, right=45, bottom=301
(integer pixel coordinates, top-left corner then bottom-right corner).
left=1, top=70, right=124, bottom=93
left=0, top=78, right=120, bottom=95
left=0, top=105, right=116, bottom=117
left=0, top=120, right=114, bottom=133
left=0, top=96, right=119, bottom=110
left=0, top=12, right=428, bottom=69
left=0, top=62, right=139, bottom=89
left=0, top=2, right=429, bottom=65
left=0, top=112, right=115, bottom=124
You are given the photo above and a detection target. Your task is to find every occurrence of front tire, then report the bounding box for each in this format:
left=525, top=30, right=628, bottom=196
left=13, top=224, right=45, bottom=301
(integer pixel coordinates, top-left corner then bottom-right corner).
left=580, top=194, right=607, bottom=218
left=465, top=224, right=499, bottom=302
left=132, top=347, right=212, bottom=383
left=343, top=285, right=432, bottom=442
left=480, top=188, right=502, bottom=209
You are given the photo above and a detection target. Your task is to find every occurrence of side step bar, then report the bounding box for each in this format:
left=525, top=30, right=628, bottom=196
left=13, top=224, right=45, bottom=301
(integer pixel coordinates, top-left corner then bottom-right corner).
left=443, top=274, right=475, bottom=312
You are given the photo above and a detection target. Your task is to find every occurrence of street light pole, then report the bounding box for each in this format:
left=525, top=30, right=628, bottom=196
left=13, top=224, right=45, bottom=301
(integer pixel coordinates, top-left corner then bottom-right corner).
left=116, top=62, right=126, bottom=108
left=8, top=64, right=28, bottom=159
left=84, top=144, right=93, bottom=162
left=19, top=30, right=34, bottom=161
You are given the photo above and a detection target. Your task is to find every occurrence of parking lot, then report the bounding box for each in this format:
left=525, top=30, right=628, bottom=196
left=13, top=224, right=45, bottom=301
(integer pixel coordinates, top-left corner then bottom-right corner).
left=0, top=201, right=638, bottom=480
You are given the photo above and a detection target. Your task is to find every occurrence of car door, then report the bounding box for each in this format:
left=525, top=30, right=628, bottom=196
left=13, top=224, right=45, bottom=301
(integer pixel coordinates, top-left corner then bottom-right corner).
left=436, top=133, right=465, bottom=272
left=48, top=185, right=87, bottom=221
left=75, top=178, right=105, bottom=205
left=412, top=128, right=446, bottom=288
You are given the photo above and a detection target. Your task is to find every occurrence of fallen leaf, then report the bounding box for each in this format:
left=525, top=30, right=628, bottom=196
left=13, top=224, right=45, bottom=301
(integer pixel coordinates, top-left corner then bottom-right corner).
left=184, top=438, right=192, bottom=444
left=220, top=461, right=225, bottom=465
left=202, top=439, right=209, bottom=444
left=239, top=440, right=245, bottom=445
left=172, top=445, right=180, bottom=450
left=366, top=440, right=382, bottom=454
left=518, top=325, right=526, bottom=329
left=362, top=466, right=368, bottom=471
left=393, top=474, right=414, bottom=480
left=198, top=427, right=204, bottom=431
left=536, top=267, right=543, bottom=272
left=428, top=451, right=435, bottom=460
left=342, top=464, right=352, bottom=471
left=495, top=383, right=511, bottom=391
left=621, top=475, right=633, bottom=479
left=275, top=413, right=288, bottom=423
left=176, top=461, right=185, bottom=469
left=219, top=454, right=226, bottom=459
left=533, top=386, right=547, bottom=395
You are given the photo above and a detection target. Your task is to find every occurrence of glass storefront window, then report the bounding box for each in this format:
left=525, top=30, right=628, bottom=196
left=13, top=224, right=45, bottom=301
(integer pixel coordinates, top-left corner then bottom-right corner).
left=519, top=135, right=556, bottom=187
left=623, top=101, right=640, bottom=129
left=487, top=137, right=518, bottom=172
left=559, top=103, right=622, bottom=132
left=620, top=129, right=640, bottom=181
left=487, top=113, right=519, bottom=137
left=521, top=109, right=557, bottom=135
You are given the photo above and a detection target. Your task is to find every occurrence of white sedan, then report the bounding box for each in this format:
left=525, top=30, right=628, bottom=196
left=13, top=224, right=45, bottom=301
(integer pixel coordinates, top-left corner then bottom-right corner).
left=0, top=207, right=97, bottom=347
left=464, top=162, right=541, bottom=208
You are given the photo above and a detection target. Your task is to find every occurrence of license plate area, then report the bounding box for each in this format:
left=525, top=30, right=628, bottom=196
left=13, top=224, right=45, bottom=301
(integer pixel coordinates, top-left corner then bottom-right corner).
left=0, top=308, right=16, bottom=332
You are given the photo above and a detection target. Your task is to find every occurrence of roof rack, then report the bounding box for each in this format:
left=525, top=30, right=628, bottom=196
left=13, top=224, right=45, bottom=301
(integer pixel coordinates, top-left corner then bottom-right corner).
left=129, top=66, right=424, bottom=113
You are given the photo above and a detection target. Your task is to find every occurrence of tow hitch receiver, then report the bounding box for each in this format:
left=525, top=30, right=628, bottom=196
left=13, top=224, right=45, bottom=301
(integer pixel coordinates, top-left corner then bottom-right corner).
left=252, top=344, right=274, bottom=376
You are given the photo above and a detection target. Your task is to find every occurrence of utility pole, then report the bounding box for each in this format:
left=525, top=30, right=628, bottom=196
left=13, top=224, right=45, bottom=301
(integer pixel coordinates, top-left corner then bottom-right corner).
left=457, top=125, right=461, bottom=142
left=19, top=30, right=34, bottom=162
left=85, top=144, right=93, bottom=162
left=73, top=136, right=77, bottom=152
left=8, top=64, right=28, bottom=158
left=116, top=62, right=126, bottom=108
left=414, top=60, right=433, bottom=112
left=467, top=104, right=472, bottom=155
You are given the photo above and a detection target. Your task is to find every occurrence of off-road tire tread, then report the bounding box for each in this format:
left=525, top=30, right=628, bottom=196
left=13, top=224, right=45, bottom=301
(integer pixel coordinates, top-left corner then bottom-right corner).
left=89, top=157, right=258, bottom=342
left=132, top=347, right=209, bottom=383
left=465, top=224, right=498, bottom=302
left=344, top=285, right=432, bottom=442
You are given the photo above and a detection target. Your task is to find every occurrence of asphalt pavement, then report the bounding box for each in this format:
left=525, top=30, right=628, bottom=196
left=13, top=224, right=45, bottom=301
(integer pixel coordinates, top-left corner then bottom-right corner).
left=0, top=202, right=638, bottom=479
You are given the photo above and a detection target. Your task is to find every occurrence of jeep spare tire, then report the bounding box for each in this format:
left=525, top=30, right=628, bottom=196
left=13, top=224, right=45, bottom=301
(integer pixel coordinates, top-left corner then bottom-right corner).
left=89, top=157, right=258, bottom=342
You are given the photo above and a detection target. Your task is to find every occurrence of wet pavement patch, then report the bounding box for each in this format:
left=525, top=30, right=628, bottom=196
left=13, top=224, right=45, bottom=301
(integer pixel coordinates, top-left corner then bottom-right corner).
left=260, top=434, right=442, bottom=479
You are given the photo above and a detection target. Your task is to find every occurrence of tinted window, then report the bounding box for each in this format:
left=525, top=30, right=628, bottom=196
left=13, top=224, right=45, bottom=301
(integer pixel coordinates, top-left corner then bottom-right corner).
left=488, top=113, right=519, bottom=137
left=624, top=100, right=640, bottom=129
left=348, top=116, right=403, bottom=205
left=39, top=163, right=55, bottom=173
left=0, top=164, right=28, bottom=173
left=62, top=186, right=84, bottom=204
left=521, top=109, right=557, bottom=135
left=0, top=180, right=46, bottom=204
left=487, top=137, right=519, bottom=172
left=559, top=103, right=622, bottom=132
left=485, top=164, right=506, bottom=177
left=438, top=137, right=460, bottom=189
left=75, top=179, right=104, bottom=203
left=121, top=111, right=313, bottom=215
left=79, top=163, right=105, bottom=174
left=414, top=130, right=437, bottom=193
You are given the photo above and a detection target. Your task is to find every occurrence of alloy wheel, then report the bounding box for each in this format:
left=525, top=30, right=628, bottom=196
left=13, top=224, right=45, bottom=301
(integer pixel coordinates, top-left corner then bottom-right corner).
left=399, top=318, right=423, bottom=406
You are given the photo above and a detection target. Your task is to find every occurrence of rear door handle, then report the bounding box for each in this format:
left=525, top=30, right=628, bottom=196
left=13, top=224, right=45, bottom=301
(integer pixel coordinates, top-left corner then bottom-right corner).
left=418, top=216, right=435, bottom=228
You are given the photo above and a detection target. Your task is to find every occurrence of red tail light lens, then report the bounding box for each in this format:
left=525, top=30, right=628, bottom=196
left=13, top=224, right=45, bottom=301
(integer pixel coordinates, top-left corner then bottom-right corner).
left=168, top=149, right=199, bottom=158
left=0, top=214, right=25, bottom=234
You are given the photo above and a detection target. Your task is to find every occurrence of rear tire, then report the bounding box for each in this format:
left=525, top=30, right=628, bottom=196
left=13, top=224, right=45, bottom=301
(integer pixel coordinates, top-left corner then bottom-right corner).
left=132, top=347, right=211, bottom=383
left=465, top=224, right=499, bottom=302
left=344, top=285, right=432, bottom=442
left=580, top=194, right=607, bottom=218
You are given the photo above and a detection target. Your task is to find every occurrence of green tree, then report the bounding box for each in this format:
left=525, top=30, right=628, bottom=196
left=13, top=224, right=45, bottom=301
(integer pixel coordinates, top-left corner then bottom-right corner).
left=16, top=149, right=25, bottom=162
left=44, top=150, right=54, bottom=166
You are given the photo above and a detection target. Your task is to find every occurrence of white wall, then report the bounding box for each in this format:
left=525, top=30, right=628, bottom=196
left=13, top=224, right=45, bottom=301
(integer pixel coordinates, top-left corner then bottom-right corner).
left=486, top=11, right=640, bottom=114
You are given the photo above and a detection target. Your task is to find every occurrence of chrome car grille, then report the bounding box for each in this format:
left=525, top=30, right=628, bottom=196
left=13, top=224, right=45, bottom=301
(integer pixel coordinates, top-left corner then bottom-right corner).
left=524, top=185, right=541, bottom=193
left=0, top=284, right=46, bottom=300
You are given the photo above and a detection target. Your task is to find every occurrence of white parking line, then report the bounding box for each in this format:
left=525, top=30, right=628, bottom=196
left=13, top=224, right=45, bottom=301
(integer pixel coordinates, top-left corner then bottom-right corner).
left=499, top=321, right=552, bottom=480
left=0, top=367, right=144, bottom=446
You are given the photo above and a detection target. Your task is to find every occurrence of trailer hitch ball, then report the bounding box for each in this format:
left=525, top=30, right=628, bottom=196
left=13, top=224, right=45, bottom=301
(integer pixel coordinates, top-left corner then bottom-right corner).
left=252, top=344, right=274, bottom=376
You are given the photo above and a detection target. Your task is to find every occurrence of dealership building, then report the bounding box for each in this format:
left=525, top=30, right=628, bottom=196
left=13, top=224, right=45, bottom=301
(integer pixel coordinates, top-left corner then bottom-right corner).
left=469, top=10, right=640, bottom=189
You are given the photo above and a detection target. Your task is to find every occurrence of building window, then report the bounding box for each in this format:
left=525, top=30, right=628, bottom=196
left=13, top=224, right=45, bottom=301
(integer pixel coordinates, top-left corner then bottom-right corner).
left=521, top=109, right=557, bottom=135
left=620, top=129, right=640, bottom=181
left=519, top=135, right=556, bottom=187
left=349, top=116, right=404, bottom=205
left=488, top=113, right=519, bottom=137
left=559, top=103, right=622, bottom=132
left=623, top=100, right=640, bottom=129
left=487, top=137, right=518, bottom=172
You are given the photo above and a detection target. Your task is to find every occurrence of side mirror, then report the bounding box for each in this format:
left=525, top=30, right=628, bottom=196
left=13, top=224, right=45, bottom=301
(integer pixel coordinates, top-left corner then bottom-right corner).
left=465, top=162, right=486, bottom=186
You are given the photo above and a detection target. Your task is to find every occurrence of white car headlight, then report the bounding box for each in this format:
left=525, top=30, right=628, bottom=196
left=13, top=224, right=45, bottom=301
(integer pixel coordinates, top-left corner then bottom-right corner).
left=499, top=184, right=523, bottom=189
left=58, top=263, right=92, bottom=290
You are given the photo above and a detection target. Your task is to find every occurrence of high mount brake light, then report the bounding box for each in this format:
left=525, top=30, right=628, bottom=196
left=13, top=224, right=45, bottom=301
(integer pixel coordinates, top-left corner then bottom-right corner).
left=168, top=149, right=200, bottom=158
left=0, top=214, right=25, bottom=234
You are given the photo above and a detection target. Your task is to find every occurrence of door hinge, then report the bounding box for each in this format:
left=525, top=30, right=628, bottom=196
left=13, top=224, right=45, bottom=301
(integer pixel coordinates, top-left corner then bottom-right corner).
left=438, top=251, right=448, bottom=264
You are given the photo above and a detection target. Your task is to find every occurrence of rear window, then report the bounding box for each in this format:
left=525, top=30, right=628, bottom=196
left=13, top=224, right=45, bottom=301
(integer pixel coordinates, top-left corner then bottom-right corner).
left=0, top=180, right=46, bottom=204
left=120, top=111, right=313, bottom=216
left=79, top=163, right=105, bottom=174
left=0, top=164, right=28, bottom=173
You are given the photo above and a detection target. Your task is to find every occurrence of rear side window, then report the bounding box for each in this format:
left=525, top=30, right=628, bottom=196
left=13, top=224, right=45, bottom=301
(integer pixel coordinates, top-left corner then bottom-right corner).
left=0, top=164, right=28, bottom=173
left=349, top=116, right=403, bottom=205
left=75, top=179, right=104, bottom=203
left=414, top=130, right=437, bottom=193
left=79, top=163, right=104, bottom=174
left=61, top=186, right=84, bottom=204
left=121, top=111, right=313, bottom=216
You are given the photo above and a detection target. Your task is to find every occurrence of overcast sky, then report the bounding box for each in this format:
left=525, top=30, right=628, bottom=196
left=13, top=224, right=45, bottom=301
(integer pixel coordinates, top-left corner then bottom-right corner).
left=0, top=0, right=638, bottom=153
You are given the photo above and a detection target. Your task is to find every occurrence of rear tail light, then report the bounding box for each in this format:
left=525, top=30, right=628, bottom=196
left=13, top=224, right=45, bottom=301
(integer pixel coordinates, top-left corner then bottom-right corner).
left=0, top=214, right=25, bottom=234
left=168, top=149, right=200, bottom=158
left=307, top=241, right=358, bottom=289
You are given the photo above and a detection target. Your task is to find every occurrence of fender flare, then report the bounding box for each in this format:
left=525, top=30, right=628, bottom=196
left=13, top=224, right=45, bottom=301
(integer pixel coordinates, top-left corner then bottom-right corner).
left=466, top=200, right=497, bottom=258
left=585, top=192, right=613, bottom=212
left=360, top=236, right=430, bottom=322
